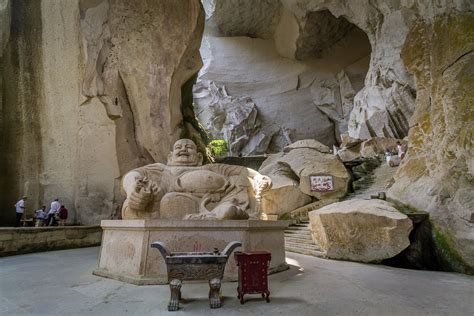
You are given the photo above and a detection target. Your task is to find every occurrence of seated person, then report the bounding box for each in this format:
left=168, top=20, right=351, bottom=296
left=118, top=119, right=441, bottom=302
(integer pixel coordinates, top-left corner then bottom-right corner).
left=122, top=139, right=271, bottom=220
left=35, top=206, right=47, bottom=226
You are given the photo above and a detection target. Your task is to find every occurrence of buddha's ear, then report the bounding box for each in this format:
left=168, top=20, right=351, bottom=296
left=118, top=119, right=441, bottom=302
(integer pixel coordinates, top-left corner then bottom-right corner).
left=197, top=152, right=203, bottom=166
left=167, top=152, right=173, bottom=164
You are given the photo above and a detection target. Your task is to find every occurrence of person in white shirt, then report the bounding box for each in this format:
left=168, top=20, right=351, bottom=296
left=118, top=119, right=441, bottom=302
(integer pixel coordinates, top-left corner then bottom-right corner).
left=396, top=141, right=406, bottom=160
left=47, top=198, right=61, bottom=226
left=14, top=196, right=27, bottom=227
left=35, top=206, right=47, bottom=226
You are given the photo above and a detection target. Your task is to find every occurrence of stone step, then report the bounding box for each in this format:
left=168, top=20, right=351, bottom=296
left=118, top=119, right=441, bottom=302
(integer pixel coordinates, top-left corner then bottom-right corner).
left=285, top=241, right=321, bottom=251
left=287, top=231, right=310, bottom=235
left=285, top=231, right=311, bottom=236
left=285, top=246, right=326, bottom=258
left=284, top=232, right=312, bottom=239
left=284, top=236, right=315, bottom=244
left=285, top=227, right=311, bottom=232
left=291, top=224, right=309, bottom=228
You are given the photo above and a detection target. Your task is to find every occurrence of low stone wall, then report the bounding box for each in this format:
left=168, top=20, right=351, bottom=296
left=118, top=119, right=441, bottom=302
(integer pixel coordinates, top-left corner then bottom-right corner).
left=0, top=226, right=102, bottom=256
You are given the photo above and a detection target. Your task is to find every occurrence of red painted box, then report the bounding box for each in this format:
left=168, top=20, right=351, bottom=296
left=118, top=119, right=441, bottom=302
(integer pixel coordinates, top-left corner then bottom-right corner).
left=234, top=251, right=271, bottom=304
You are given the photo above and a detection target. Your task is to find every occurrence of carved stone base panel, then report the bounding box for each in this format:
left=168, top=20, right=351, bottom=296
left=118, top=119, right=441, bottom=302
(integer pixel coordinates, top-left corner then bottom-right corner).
left=94, top=219, right=289, bottom=285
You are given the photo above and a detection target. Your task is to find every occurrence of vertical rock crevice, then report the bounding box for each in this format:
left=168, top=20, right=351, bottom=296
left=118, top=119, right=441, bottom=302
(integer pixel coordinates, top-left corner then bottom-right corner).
left=0, top=0, right=44, bottom=225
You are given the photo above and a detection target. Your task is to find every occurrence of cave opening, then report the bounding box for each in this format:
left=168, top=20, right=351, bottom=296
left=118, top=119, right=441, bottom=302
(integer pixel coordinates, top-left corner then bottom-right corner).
left=192, top=6, right=372, bottom=158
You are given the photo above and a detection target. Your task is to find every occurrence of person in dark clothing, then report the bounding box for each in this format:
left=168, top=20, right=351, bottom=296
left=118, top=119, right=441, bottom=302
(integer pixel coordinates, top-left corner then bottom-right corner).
left=58, top=205, right=68, bottom=226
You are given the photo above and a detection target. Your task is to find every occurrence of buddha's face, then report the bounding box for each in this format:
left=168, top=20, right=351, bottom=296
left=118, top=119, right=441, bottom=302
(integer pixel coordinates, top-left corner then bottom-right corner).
left=168, top=139, right=202, bottom=166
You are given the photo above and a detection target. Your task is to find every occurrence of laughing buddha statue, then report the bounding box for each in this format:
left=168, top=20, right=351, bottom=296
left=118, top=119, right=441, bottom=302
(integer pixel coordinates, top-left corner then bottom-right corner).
left=121, top=139, right=272, bottom=220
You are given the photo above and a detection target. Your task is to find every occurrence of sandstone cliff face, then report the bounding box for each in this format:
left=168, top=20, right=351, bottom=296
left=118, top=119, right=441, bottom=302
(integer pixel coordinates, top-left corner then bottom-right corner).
left=0, top=0, right=205, bottom=225
left=389, top=12, right=474, bottom=273
left=195, top=0, right=473, bottom=271
left=195, top=0, right=470, bottom=155
left=0, top=0, right=472, bottom=274
left=195, top=1, right=371, bottom=154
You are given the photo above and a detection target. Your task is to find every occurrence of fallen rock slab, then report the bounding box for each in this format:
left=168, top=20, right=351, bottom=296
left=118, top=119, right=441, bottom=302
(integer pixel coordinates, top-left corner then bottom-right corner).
left=309, top=199, right=412, bottom=262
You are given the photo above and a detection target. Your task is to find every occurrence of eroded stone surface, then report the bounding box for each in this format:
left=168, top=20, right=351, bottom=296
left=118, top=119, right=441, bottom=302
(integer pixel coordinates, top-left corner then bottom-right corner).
left=0, top=0, right=206, bottom=225
left=337, top=137, right=406, bottom=162
left=259, top=140, right=349, bottom=216
left=389, top=12, right=474, bottom=272
left=196, top=0, right=470, bottom=155
left=309, top=199, right=413, bottom=262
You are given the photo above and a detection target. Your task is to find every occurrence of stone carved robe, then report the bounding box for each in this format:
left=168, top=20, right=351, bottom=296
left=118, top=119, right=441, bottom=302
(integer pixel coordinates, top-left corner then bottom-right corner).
left=122, top=163, right=263, bottom=220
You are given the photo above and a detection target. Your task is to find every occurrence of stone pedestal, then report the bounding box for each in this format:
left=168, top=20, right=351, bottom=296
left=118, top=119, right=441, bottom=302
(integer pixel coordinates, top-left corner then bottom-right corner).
left=93, top=220, right=289, bottom=285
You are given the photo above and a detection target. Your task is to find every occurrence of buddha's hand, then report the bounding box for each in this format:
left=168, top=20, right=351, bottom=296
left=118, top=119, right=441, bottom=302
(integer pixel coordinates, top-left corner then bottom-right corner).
left=253, top=174, right=272, bottom=199
left=128, top=176, right=160, bottom=212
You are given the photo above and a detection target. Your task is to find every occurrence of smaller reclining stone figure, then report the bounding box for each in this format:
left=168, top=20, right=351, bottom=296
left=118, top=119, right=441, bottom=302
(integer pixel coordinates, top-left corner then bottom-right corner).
left=151, top=241, right=242, bottom=311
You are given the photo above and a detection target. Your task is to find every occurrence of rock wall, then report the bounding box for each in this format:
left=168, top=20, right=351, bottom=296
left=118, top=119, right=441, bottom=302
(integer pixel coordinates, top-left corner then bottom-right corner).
left=0, top=0, right=46, bottom=225
left=195, top=1, right=371, bottom=154
left=389, top=11, right=474, bottom=273
left=0, top=0, right=205, bottom=226
left=196, top=0, right=473, bottom=271
left=195, top=0, right=470, bottom=154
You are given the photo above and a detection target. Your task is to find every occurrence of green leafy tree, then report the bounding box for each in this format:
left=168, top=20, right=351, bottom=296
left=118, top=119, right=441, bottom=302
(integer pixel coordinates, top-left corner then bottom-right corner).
left=207, top=139, right=228, bottom=158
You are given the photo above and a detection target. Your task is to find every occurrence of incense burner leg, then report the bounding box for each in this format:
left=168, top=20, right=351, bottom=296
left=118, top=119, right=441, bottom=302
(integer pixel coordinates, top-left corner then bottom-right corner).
left=208, top=278, right=222, bottom=309
left=168, top=279, right=182, bottom=311
left=264, top=291, right=270, bottom=302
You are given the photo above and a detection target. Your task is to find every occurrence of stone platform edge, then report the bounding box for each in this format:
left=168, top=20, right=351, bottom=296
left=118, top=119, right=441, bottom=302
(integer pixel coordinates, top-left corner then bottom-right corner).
left=0, top=226, right=102, bottom=257
left=100, top=219, right=290, bottom=230
left=93, top=262, right=290, bottom=286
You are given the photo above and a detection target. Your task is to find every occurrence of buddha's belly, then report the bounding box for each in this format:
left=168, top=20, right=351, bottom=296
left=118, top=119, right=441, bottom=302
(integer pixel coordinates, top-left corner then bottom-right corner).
left=176, top=170, right=227, bottom=193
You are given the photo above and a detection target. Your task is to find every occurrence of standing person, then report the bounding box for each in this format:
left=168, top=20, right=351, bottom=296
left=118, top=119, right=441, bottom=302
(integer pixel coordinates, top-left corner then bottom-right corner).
left=58, top=205, right=68, bottom=226
left=35, top=206, right=47, bottom=227
left=47, top=198, right=61, bottom=226
left=396, top=141, right=406, bottom=160
left=14, top=196, right=27, bottom=227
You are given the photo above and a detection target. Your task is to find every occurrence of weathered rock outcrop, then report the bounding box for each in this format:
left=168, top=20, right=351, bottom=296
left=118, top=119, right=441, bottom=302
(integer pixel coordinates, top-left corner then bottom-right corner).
left=195, top=1, right=372, bottom=154
left=337, top=137, right=406, bottom=162
left=259, top=140, right=349, bottom=217
left=309, top=199, right=413, bottom=262
left=0, top=0, right=205, bottom=225
left=389, top=12, right=474, bottom=273
left=196, top=0, right=470, bottom=153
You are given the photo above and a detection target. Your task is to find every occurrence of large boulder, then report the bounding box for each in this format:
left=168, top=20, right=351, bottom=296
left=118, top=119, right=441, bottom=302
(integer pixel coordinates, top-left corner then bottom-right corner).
left=309, top=199, right=413, bottom=262
left=282, top=148, right=349, bottom=200
left=283, top=139, right=330, bottom=153
left=259, top=139, right=350, bottom=216
left=260, top=161, right=312, bottom=217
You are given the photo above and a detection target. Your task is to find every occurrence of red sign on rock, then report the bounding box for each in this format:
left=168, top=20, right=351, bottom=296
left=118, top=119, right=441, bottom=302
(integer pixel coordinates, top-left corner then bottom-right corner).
left=310, top=175, right=334, bottom=192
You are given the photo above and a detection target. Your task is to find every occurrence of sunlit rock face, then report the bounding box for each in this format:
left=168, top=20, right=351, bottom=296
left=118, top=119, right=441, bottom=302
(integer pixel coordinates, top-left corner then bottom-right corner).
left=195, top=1, right=371, bottom=155
left=0, top=0, right=205, bottom=225
left=195, top=0, right=470, bottom=153
left=389, top=12, right=474, bottom=273
left=309, top=199, right=413, bottom=263
left=195, top=0, right=473, bottom=273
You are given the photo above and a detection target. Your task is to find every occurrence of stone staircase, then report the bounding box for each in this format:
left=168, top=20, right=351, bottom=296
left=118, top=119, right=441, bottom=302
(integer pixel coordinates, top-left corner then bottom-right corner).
left=284, top=220, right=326, bottom=258
left=284, top=160, right=400, bottom=259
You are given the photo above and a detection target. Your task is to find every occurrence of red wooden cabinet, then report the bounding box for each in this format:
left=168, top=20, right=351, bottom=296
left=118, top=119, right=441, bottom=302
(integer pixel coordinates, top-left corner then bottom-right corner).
left=234, top=251, right=271, bottom=304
